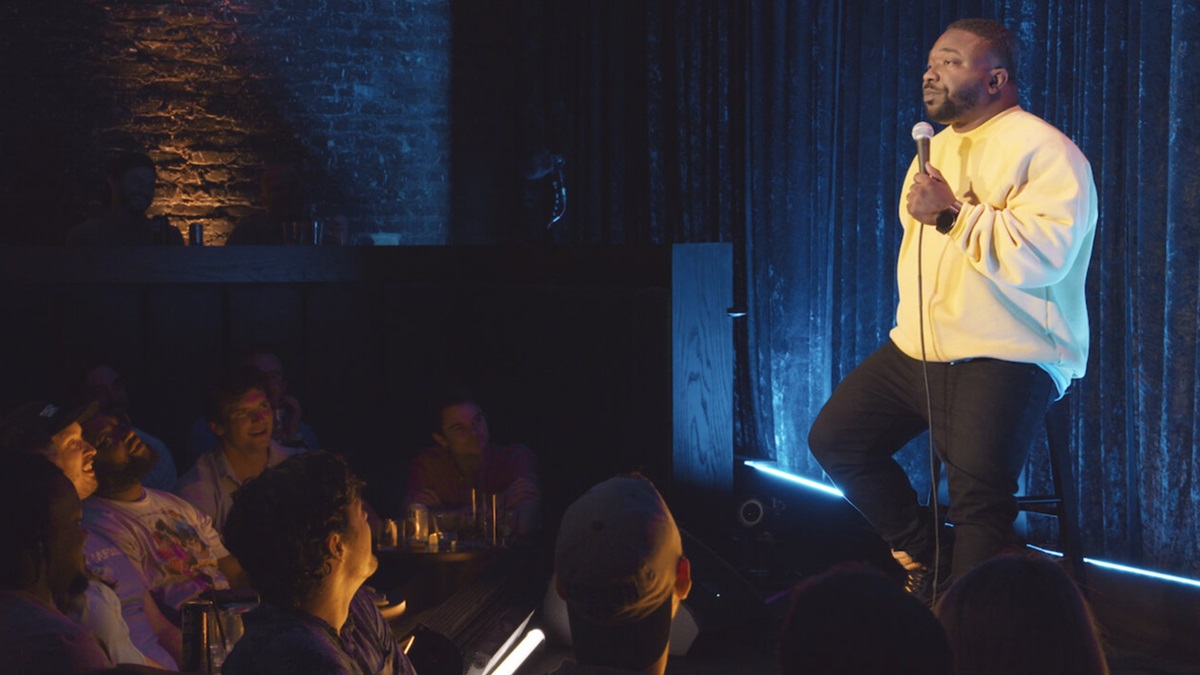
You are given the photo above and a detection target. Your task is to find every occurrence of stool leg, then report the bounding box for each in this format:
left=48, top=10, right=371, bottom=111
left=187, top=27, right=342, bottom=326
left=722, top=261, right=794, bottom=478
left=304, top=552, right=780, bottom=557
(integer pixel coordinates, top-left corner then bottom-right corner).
left=1044, top=401, right=1087, bottom=591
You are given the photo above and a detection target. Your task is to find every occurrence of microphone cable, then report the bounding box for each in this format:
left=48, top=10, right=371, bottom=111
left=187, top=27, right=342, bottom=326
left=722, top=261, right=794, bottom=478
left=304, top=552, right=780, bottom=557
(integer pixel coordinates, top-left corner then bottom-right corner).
left=915, top=177, right=945, bottom=610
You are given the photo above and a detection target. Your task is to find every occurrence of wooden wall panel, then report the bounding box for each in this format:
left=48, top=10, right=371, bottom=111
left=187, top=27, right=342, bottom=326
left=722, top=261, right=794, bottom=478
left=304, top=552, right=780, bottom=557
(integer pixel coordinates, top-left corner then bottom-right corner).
left=672, top=244, right=734, bottom=531
left=225, top=285, right=306, bottom=365
left=58, top=284, right=145, bottom=382
left=0, top=246, right=730, bottom=535
left=0, top=284, right=68, bottom=408
left=303, top=283, right=388, bottom=466
left=140, top=285, right=225, bottom=456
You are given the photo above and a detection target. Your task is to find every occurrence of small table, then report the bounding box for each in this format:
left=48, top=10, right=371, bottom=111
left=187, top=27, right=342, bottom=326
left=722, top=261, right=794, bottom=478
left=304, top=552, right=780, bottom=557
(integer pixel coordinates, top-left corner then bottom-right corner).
left=373, top=540, right=507, bottom=612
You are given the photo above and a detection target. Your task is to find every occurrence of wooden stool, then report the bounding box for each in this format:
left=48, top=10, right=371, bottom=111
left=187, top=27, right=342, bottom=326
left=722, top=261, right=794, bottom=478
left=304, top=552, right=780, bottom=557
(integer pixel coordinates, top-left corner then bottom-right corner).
left=1017, top=396, right=1088, bottom=587
left=927, top=397, right=1088, bottom=587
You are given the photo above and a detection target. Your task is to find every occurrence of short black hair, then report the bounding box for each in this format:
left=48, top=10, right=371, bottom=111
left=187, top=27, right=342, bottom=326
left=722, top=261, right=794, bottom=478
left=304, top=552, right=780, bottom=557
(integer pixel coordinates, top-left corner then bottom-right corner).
left=105, top=152, right=156, bottom=179
left=0, top=453, right=67, bottom=589
left=779, top=563, right=951, bottom=675
left=935, top=554, right=1108, bottom=675
left=238, top=343, right=285, bottom=365
left=947, top=18, right=1020, bottom=85
left=203, top=365, right=270, bottom=425
left=222, top=452, right=365, bottom=608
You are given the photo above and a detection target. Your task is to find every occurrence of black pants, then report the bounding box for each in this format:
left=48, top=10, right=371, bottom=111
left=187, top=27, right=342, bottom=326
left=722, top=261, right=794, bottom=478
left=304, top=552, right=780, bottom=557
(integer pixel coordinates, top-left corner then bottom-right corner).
left=808, top=340, right=1055, bottom=580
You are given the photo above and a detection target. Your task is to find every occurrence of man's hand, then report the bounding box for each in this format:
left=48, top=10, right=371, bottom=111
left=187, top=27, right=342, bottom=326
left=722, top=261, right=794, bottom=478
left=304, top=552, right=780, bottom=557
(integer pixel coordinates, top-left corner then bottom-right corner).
left=505, top=477, right=540, bottom=505
left=906, top=163, right=958, bottom=226
left=217, top=554, right=250, bottom=590
left=891, top=548, right=923, bottom=571
left=274, top=394, right=304, bottom=444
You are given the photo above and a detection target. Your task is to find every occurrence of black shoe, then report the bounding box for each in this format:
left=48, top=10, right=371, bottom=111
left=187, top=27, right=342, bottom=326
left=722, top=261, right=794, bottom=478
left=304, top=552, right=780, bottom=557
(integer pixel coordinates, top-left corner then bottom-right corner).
left=903, top=564, right=933, bottom=607
left=903, top=557, right=952, bottom=608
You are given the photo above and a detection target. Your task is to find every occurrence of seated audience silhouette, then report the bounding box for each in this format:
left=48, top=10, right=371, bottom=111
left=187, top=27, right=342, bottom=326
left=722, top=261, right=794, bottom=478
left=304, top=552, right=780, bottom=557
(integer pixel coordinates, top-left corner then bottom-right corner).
left=404, top=392, right=540, bottom=539
left=778, top=563, right=951, bottom=675
left=67, top=152, right=183, bottom=246
left=551, top=474, right=691, bottom=675
left=221, top=451, right=417, bottom=675
left=225, top=163, right=305, bottom=245
left=0, top=452, right=114, bottom=672
left=935, top=553, right=1110, bottom=675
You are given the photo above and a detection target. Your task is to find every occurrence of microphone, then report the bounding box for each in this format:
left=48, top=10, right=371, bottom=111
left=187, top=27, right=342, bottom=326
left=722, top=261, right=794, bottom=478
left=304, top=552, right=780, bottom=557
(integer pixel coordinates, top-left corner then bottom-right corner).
left=911, top=122, right=934, bottom=175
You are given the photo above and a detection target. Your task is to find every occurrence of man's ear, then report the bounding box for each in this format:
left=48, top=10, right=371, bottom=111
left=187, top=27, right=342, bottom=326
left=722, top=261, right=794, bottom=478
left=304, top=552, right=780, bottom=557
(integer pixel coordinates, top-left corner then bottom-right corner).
left=989, top=67, right=1009, bottom=93
left=674, top=556, right=692, bottom=600
left=326, top=530, right=344, bottom=561
left=209, top=421, right=226, bottom=441
left=432, top=432, right=448, bottom=448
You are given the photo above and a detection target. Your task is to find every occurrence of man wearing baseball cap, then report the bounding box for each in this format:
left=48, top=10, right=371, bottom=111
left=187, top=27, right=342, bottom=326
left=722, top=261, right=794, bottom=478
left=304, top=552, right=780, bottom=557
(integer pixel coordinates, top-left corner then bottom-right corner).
left=1, top=401, right=177, bottom=668
left=553, top=474, right=692, bottom=675
left=0, top=400, right=99, bottom=499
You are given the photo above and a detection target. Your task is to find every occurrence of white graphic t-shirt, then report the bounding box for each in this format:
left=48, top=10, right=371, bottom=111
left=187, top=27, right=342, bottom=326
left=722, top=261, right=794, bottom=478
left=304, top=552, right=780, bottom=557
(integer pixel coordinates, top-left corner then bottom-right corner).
left=84, top=488, right=229, bottom=617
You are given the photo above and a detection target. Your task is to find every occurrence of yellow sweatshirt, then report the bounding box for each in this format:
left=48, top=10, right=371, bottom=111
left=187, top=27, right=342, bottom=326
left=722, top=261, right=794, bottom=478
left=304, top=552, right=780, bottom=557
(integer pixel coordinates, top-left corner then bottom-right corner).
left=889, top=106, right=1099, bottom=396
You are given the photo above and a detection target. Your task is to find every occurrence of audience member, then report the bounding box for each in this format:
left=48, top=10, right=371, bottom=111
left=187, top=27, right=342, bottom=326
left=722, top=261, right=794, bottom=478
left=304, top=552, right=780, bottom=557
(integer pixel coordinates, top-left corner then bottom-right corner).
left=551, top=474, right=691, bottom=675
left=0, top=400, right=175, bottom=668
left=184, top=348, right=318, bottom=465
left=935, top=553, right=1110, bottom=675
left=175, top=365, right=303, bottom=531
left=404, top=391, right=540, bottom=538
left=244, top=347, right=319, bottom=450
left=0, top=399, right=98, bottom=500
left=82, top=409, right=247, bottom=665
left=777, top=564, right=952, bottom=675
left=0, top=452, right=114, bottom=672
left=225, top=163, right=306, bottom=245
left=77, top=361, right=178, bottom=491
left=66, top=152, right=183, bottom=246
left=221, top=451, right=417, bottom=675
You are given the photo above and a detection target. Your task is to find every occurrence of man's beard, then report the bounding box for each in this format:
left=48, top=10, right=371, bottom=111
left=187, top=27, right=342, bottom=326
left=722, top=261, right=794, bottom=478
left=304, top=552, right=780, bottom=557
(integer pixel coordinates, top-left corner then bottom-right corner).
left=121, top=193, right=153, bottom=215
left=66, top=571, right=90, bottom=599
left=95, top=447, right=158, bottom=494
left=925, top=82, right=984, bottom=124
left=54, top=570, right=93, bottom=614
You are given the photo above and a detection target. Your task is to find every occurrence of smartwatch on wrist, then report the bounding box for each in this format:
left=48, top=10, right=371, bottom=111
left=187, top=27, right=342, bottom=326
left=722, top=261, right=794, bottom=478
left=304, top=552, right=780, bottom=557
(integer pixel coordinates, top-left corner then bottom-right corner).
left=936, top=200, right=962, bottom=234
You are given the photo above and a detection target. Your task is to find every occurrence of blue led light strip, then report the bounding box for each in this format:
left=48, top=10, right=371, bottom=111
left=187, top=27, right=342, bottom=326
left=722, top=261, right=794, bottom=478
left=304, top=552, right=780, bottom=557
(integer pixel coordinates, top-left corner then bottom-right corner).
left=745, top=460, right=1200, bottom=589
left=743, top=460, right=845, bottom=497
left=1025, top=544, right=1200, bottom=589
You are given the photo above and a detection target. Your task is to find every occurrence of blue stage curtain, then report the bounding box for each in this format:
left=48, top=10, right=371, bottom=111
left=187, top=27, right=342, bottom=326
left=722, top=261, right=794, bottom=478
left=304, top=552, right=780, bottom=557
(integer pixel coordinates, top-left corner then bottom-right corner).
left=538, top=0, right=1199, bottom=577
left=736, top=0, right=1200, bottom=578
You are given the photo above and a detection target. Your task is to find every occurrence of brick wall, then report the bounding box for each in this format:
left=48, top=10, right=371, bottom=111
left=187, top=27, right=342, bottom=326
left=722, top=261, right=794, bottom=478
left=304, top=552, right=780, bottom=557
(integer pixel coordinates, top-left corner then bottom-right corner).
left=0, top=0, right=452, bottom=245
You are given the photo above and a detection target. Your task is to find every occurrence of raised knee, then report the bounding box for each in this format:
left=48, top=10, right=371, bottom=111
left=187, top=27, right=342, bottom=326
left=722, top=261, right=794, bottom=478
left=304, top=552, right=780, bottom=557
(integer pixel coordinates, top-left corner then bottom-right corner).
left=807, top=415, right=835, bottom=463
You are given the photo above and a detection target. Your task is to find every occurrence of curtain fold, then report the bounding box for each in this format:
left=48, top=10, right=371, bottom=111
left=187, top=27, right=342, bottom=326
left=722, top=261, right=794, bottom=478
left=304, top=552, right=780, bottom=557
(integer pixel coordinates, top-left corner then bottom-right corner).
left=534, top=0, right=1200, bottom=577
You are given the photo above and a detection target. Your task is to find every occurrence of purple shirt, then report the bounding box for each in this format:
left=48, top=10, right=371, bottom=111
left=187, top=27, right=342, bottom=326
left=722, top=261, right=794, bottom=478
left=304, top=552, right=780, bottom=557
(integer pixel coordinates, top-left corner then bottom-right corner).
left=222, top=588, right=416, bottom=675
left=404, top=442, right=541, bottom=535
left=0, top=590, right=113, bottom=674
